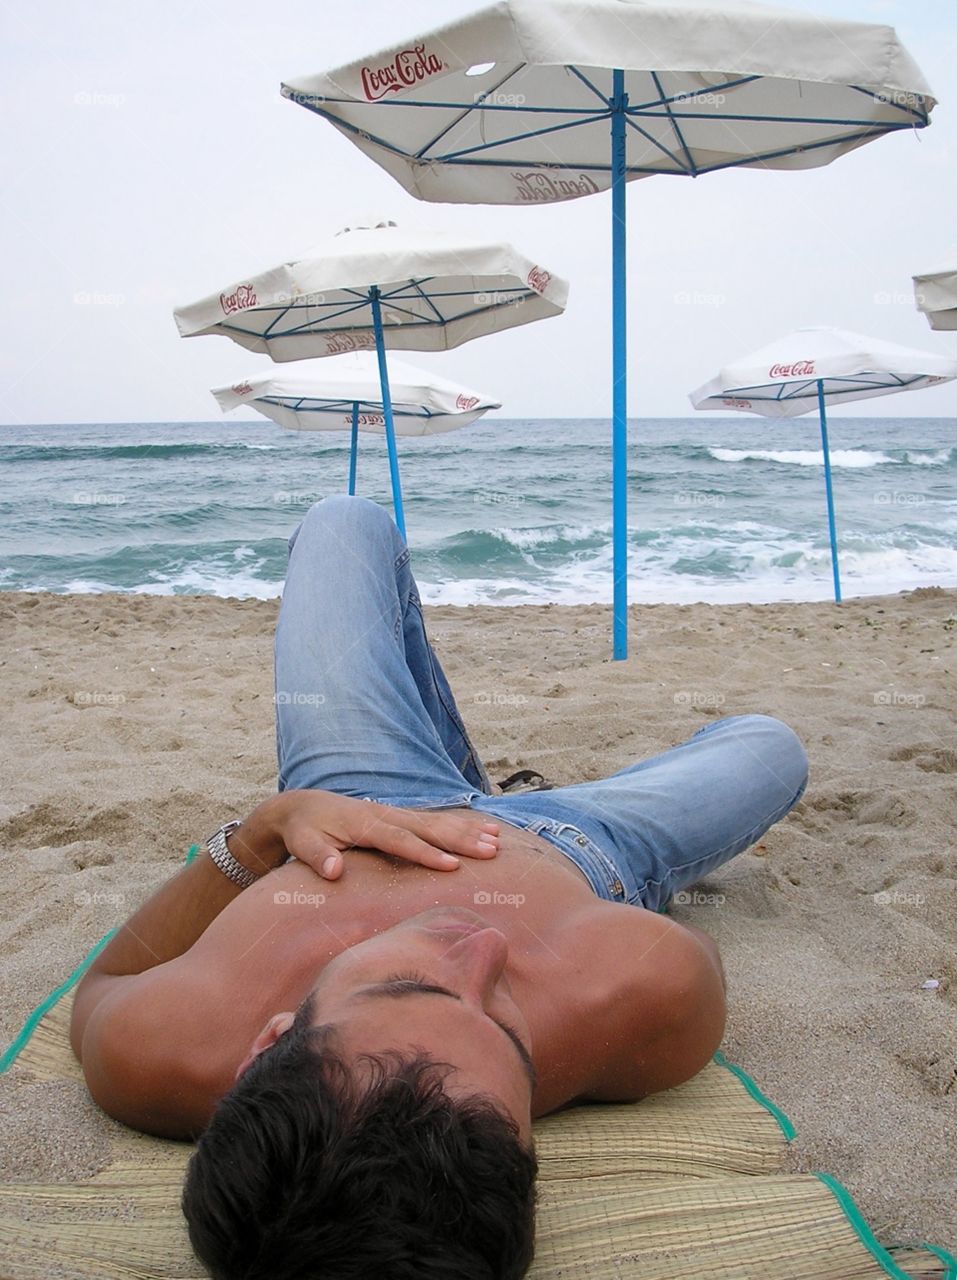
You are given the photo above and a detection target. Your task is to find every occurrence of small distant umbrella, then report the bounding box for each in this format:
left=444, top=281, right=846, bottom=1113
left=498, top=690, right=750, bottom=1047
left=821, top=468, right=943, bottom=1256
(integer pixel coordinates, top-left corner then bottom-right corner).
left=174, top=219, right=567, bottom=537
left=281, top=0, right=935, bottom=657
left=690, top=327, right=957, bottom=603
left=211, top=353, right=500, bottom=514
left=913, top=266, right=957, bottom=331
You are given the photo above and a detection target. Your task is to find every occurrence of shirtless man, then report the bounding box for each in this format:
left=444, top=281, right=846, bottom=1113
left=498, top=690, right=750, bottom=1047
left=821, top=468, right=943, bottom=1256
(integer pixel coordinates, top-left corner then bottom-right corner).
left=71, top=495, right=808, bottom=1280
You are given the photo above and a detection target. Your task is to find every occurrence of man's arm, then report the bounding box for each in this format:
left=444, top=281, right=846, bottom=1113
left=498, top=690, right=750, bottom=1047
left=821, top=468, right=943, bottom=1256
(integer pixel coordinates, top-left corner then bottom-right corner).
left=70, top=796, right=288, bottom=1061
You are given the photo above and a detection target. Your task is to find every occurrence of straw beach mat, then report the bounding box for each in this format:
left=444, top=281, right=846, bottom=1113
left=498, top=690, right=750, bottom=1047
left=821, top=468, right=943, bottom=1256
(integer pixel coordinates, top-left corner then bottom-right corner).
left=2, top=992, right=954, bottom=1279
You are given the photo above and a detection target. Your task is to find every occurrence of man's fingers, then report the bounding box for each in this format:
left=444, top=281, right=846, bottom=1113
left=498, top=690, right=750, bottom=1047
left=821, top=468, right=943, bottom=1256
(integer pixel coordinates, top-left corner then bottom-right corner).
left=378, top=823, right=463, bottom=870
left=396, top=810, right=501, bottom=860
left=284, top=822, right=345, bottom=879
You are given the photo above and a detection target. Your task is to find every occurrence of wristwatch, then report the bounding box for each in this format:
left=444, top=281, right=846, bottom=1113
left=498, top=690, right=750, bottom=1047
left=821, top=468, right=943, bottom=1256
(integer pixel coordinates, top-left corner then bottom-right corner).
left=206, top=820, right=261, bottom=890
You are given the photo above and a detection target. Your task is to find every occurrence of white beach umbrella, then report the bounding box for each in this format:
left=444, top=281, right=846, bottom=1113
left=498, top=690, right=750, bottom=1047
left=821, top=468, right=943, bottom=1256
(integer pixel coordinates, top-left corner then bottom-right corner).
left=690, top=327, right=957, bottom=602
left=212, top=353, right=500, bottom=511
left=281, top=0, right=934, bottom=657
left=913, top=266, right=957, bottom=332
left=174, top=218, right=566, bottom=537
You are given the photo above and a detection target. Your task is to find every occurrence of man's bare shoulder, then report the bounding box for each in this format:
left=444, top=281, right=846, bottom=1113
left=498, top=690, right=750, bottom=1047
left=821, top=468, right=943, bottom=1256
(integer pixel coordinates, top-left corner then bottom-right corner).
left=564, top=905, right=728, bottom=1103
left=73, top=961, right=227, bottom=1138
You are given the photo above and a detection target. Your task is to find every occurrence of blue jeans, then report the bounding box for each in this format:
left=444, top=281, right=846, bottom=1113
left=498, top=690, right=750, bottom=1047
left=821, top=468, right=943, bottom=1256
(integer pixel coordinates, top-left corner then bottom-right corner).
left=275, top=497, right=809, bottom=913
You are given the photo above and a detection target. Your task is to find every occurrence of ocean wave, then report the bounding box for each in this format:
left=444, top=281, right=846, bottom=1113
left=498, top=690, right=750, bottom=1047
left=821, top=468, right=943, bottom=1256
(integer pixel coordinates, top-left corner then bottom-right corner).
left=0, top=441, right=279, bottom=463
left=708, top=447, right=895, bottom=468
left=903, top=447, right=955, bottom=466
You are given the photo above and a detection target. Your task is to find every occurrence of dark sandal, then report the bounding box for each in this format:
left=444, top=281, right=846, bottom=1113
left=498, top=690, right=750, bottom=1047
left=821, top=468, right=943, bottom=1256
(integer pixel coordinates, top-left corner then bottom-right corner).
left=495, top=769, right=556, bottom=794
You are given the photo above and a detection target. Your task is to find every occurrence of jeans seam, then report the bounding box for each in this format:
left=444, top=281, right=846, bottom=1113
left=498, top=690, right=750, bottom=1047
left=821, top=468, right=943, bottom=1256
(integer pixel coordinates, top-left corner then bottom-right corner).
left=638, top=777, right=808, bottom=899
left=407, top=595, right=487, bottom=788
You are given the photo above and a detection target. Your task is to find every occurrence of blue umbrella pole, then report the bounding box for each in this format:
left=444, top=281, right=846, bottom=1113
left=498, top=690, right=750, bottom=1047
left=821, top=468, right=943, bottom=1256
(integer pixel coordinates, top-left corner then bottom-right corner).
left=369, top=288, right=407, bottom=540
left=817, top=379, right=842, bottom=604
left=348, top=401, right=359, bottom=495
left=611, top=67, right=629, bottom=660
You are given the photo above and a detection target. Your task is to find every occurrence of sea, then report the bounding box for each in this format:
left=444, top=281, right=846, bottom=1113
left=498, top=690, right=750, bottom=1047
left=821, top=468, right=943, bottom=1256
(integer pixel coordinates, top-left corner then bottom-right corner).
left=1, top=417, right=955, bottom=605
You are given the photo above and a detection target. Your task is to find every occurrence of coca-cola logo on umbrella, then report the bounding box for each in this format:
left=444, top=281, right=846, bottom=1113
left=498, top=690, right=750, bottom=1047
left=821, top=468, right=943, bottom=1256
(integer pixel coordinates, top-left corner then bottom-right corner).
left=768, top=360, right=815, bottom=378
left=455, top=394, right=480, bottom=411
left=722, top=397, right=752, bottom=410
left=220, top=284, right=258, bottom=315
left=526, top=267, right=551, bottom=294
left=360, top=44, right=444, bottom=101
left=324, top=331, right=378, bottom=355
left=512, top=170, right=601, bottom=202
left=231, top=382, right=254, bottom=396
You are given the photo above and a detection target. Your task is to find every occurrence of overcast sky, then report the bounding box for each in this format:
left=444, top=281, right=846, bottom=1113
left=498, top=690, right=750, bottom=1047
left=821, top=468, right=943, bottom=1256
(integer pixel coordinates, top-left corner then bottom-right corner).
left=1, top=0, right=954, bottom=424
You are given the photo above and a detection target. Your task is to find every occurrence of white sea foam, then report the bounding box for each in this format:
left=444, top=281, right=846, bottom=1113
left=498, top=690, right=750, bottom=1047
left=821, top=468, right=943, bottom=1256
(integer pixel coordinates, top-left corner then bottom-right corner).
left=904, top=448, right=953, bottom=466
left=708, top=447, right=895, bottom=468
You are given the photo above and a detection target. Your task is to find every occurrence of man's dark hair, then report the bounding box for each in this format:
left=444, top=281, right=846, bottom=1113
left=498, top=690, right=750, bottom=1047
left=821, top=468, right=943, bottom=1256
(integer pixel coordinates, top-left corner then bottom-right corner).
left=181, top=998, right=538, bottom=1280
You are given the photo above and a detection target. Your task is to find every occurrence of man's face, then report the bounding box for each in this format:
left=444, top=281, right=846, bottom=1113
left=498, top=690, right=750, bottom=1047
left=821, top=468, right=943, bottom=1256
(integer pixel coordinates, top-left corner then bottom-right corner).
left=240, top=907, right=536, bottom=1143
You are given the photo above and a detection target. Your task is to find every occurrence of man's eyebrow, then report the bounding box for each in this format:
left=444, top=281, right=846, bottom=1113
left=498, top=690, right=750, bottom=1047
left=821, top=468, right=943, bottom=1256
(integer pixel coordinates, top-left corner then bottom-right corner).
left=358, top=980, right=537, bottom=1089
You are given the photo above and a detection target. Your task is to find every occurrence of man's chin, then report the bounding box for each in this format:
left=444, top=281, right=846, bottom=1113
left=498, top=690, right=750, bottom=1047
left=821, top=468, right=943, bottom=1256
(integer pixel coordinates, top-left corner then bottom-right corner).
left=408, top=905, right=493, bottom=930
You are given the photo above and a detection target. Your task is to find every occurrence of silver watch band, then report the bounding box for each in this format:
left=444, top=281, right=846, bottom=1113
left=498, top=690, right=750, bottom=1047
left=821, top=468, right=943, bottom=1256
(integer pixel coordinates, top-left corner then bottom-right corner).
left=206, top=820, right=260, bottom=890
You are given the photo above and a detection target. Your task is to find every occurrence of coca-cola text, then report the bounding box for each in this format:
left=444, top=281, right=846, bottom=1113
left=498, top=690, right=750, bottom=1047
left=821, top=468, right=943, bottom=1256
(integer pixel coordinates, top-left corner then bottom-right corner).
left=768, top=360, right=815, bottom=378
left=220, top=284, right=257, bottom=315
left=360, top=45, right=444, bottom=101
left=512, top=170, right=601, bottom=202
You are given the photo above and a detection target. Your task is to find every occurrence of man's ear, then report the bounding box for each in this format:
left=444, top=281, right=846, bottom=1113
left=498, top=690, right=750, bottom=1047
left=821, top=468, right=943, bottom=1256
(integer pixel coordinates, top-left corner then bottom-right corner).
left=235, top=1011, right=296, bottom=1081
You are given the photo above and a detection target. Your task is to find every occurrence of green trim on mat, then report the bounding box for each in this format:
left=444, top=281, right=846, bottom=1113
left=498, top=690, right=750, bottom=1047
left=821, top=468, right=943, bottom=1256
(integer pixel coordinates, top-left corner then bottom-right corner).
left=815, top=1174, right=915, bottom=1280
left=915, top=1241, right=957, bottom=1279
left=0, top=843, right=202, bottom=1074
left=0, top=929, right=116, bottom=1074
left=713, top=1049, right=796, bottom=1141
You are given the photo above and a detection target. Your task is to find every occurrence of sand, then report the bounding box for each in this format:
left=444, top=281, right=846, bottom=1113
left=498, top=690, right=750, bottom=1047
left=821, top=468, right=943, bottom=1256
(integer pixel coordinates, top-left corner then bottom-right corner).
left=1, top=587, right=955, bottom=1254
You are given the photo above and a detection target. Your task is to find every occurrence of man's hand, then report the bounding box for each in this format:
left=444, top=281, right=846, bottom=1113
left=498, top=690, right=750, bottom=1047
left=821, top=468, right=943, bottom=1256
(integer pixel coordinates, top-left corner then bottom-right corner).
left=268, top=789, right=500, bottom=880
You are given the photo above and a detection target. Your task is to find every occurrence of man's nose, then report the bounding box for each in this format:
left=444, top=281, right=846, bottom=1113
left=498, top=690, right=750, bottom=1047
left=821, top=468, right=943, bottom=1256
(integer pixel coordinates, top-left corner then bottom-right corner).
left=444, top=927, right=509, bottom=1005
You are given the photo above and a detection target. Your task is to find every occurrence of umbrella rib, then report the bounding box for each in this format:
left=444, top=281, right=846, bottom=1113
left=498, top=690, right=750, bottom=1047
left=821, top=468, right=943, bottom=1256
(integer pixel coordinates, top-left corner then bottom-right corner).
left=409, top=280, right=448, bottom=324
left=847, top=83, right=930, bottom=124
left=649, top=71, right=698, bottom=175
left=263, top=302, right=298, bottom=339
left=688, top=123, right=916, bottom=175
left=622, top=106, right=692, bottom=172
left=628, top=74, right=764, bottom=112
left=414, top=63, right=528, bottom=159
left=566, top=65, right=614, bottom=107
left=433, top=111, right=611, bottom=163
left=284, top=97, right=422, bottom=161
